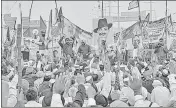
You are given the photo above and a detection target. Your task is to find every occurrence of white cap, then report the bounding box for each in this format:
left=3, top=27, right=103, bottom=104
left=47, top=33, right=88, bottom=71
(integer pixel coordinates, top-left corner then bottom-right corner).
left=123, top=77, right=129, bottom=82
left=162, top=69, right=168, bottom=75
left=86, top=76, right=92, bottom=82
left=49, top=79, right=55, bottom=84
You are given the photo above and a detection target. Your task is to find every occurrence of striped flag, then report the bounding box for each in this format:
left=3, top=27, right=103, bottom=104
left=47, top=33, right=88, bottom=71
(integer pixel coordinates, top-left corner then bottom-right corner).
left=128, top=0, right=139, bottom=10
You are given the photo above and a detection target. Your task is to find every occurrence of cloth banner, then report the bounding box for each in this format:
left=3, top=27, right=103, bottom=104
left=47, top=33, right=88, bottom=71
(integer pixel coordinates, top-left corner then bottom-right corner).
left=169, top=32, right=176, bottom=52
left=121, top=21, right=141, bottom=40
left=145, top=16, right=172, bottom=43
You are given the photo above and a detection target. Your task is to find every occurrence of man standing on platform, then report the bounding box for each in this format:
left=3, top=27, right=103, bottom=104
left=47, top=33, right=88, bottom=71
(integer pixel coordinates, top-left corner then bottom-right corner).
left=58, top=35, right=75, bottom=62
left=33, top=31, right=47, bottom=55
left=78, top=40, right=91, bottom=60
left=154, top=38, right=168, bottom=64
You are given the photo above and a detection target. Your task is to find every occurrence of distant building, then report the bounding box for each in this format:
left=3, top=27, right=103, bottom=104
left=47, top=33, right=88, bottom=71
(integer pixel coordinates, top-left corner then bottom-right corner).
left=3, top=14, right=46, bottom=38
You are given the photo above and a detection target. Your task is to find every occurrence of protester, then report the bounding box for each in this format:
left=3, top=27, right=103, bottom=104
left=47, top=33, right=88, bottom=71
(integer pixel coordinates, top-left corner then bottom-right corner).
left=2, top=13, right=176, bottom=108
left=154, top=38, right=168, bottom=65
left=78, top=40, right=91, bottom=60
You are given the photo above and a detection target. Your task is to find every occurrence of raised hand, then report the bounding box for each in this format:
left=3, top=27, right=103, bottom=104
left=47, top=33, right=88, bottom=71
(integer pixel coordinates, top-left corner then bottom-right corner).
left=128, top=76, right=142, bottom=96
left=86, top=85, right=96, bottom=98
left=53, top=73, right=67, bottom=94
left=76, top=74, right=85, bottom=85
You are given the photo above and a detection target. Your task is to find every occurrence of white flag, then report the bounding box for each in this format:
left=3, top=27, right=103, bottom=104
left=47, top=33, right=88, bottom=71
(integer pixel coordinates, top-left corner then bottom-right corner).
left=128, top=0, right=139, bottom=10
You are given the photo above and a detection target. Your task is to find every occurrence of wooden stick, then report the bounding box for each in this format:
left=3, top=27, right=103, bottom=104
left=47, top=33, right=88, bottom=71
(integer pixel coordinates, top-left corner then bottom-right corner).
left=17, top=24, right=22, bottom=100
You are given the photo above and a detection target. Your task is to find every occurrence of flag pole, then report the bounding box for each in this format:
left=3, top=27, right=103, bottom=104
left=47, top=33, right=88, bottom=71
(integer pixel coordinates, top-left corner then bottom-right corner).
left=102, top=0, right=104, bottom=18
left=165, top=0, right=168, bottom=56
left=137, top=0, right=142, bottom=59
left=51, top=10, right=54, bottom=65
left=55, top=0, right=58, bottom=9
left=165, top=0, right=168, bottom=40
left=17, top=3, right=23, bottom=104
left=29, top=0, right=33, bottom=23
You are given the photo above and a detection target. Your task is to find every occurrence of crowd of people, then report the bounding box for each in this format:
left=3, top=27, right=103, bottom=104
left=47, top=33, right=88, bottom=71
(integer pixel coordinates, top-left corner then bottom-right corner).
left=1, top=28, right=176, bottom=108
left=2, top=37, right=176, bottom=107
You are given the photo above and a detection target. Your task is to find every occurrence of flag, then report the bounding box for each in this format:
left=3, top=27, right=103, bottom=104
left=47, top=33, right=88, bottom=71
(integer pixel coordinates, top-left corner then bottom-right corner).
left=10, top=34, right=16, bottom=47
left=168, top=14, right=173, bottom=27
left=47, top=10, right=52, bottom=38
left=46, top=10, right=52, bottom=49
left=51, top=26, right=60, bottom=36
left=19, top=3, right=24, bottom=48
left=58, top=7, right=63, bottom=23
left=6, top=27, right=10, bottom=41
left=58, top=7, right=64, bottom=29
left=73, top=26, right=82, bottom=38
left=121, top=21, right=141, bottom=40
left=29, top=0, right=33, bottom=22
left=40, top=16, right=47, bottom=32
left=54, top=8, right=59, bottom=25
left=23, top=27, right=30, bottom=37
left=14, top=20, right=16, bottom=30
left=128, top=0, right=139, bottom=10
left=142, top=13, right=150, bottom=27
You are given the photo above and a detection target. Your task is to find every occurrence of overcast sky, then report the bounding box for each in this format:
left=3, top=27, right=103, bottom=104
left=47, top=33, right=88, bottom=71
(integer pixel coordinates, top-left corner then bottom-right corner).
left=2, top=1, right=176, bottom=32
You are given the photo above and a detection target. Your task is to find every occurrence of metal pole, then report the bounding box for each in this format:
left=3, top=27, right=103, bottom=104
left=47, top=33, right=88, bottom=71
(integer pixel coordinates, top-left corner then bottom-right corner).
left=150, top=0, right=152, bottom=21
left=109, top=1, right=111, bottom=16
left=165, top=0, right=168, bottom=51
left=29, top=0, right=33, bottom=23
left=138, top=0, right=141, bottom=23
left=102, top=0, right=104, bottom=18
left=51, top=10, right=54, bottom=64
left=165, top=0, right=167, bottom=39
left=117, top=0, right=120, bottom=32
left=138, top=0, right=142, bottom=59
left=55, top=0, right=58, bottom=9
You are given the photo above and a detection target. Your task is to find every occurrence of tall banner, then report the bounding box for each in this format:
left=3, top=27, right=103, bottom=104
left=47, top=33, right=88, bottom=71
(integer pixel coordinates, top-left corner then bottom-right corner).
left=51, top=16, right=92, bottom=46
left=169, top=32, right=176, bottom=52
left=144, top=16, right=172, bottom=43
left=145, top=19, right=165, bottom=43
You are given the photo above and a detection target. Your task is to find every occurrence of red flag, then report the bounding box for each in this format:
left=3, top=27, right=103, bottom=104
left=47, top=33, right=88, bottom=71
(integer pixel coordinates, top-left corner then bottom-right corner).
left=40, top=16, right=47, bottom=32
